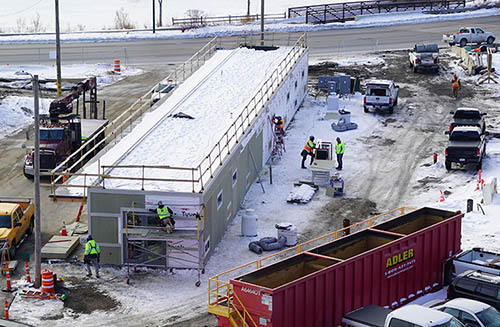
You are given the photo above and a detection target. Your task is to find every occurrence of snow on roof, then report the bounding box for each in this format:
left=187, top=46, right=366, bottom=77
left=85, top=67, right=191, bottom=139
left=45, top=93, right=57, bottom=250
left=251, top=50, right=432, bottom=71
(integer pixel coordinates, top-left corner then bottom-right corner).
left=456, top=107, right=480, bottom=112
left=70, top=46, right=291, bottom=193
left=366, top=79, right=393, bottom=86
left=452, top=126, right=481, bottom=133
left=391, top=305, right=452, bottom=325
left=443, top=298, right=490, bottom=314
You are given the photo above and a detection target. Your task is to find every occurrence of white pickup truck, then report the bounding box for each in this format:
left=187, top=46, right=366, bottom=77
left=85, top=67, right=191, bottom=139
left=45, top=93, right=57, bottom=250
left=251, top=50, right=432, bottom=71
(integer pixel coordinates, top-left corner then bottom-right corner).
left=363, top=80, right=399, bottom=114
left=445, top=248, right=500, bottom=284
left=343, top=304, right=465, bottom=327
left=408, top=44, right=440, bottom=73
left=442, top=27, right=496, bottom=47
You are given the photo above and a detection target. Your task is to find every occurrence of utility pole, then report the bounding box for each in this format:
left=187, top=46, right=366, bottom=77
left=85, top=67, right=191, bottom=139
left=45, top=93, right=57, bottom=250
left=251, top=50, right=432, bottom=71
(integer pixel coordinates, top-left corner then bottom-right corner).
left=33, top=75, right=42, bottom=288
left=152, top=0, right=156, bottom=33
left=247, top=0, right=250, bottom=16
left=55, top=0, right=62, bottom=97
left=260, top=0, right=264, bottom=45
left=158, top=0, right=163, bottom=27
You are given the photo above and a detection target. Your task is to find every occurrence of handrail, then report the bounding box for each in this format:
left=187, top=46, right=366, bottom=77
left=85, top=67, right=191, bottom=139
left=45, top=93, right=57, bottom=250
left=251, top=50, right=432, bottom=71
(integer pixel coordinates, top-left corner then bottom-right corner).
left=288, top=0, right=466, bottom=23
left=50, top=33, right=307, bottom=196
left=208, top=207, right=415, bottom=325
left=210, top=207, right=415, bottom=282
left=208, top=279, right=258, bottom=327
left=49, top=36, right=220, bottom=185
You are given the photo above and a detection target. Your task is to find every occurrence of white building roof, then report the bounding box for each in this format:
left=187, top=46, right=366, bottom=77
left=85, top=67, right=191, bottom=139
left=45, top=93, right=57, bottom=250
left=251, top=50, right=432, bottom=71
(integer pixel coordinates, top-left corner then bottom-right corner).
left=70, top=46, right=291, bottom=193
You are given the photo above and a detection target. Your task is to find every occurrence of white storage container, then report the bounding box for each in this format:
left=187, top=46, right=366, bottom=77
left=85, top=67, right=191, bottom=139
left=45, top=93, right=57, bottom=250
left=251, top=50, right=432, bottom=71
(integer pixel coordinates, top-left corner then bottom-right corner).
left=241, top=209, right=257, bottom=237
left=275, top=222, right=298, bottom=246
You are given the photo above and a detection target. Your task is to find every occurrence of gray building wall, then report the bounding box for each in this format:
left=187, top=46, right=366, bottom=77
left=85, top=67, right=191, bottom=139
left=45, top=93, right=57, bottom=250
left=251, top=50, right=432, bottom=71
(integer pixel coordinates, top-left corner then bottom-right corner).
left=87, top=47, right=309, bottom=267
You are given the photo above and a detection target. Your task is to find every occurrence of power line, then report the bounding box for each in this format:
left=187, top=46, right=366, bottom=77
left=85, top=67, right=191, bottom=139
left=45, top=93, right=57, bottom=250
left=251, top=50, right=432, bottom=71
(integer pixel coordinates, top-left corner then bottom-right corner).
left=0, top=0, right=47, bottom=18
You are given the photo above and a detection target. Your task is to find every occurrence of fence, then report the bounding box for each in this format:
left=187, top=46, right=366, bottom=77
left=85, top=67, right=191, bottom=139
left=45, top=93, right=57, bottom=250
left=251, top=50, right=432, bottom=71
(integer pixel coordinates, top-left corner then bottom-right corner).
left=47, top=33, right=308, bottom=197
left=288, top=0, right=466, bottom=23
left=172, top=13, right=286, bottom=27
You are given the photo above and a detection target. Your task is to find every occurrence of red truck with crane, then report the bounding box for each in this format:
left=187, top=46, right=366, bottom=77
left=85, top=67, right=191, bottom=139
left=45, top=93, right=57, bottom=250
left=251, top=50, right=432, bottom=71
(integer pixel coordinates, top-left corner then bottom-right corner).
left=23, top=77, right=108, bottom=178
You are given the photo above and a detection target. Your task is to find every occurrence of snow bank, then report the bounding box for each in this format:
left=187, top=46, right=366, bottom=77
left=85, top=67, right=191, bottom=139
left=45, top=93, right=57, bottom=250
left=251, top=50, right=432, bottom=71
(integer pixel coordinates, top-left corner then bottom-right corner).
left=0, top=96, right=51, bottom=137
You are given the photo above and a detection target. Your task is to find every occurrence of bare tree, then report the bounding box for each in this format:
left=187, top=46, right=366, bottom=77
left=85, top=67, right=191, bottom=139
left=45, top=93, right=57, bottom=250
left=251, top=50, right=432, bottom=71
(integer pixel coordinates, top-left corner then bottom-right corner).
left=157, top=0, right=164, bottom=27
left=185, top=9, right=206, bottom=19
left=114, top=8, right=135, bottom=29
left=13, top=17, right=27, bottom=33
left=28, top=13, right=46, bottom=33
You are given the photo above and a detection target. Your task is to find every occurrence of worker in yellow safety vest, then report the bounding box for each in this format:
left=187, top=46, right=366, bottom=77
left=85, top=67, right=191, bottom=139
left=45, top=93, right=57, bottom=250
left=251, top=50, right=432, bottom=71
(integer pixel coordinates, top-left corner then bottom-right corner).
left=335, top=137, right=345, bottom=171
left=156, top=201, right=175, bottom=233
left=84, top=234, right=101, bottom=278
left=301, top=136, right=316, bottom=169
left=451, top=73, right=461, bottom=99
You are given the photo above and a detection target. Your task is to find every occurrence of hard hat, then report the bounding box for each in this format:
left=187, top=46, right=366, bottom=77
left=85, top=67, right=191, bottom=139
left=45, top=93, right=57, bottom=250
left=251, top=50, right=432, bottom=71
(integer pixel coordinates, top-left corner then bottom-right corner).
left=309, top=136, right=315, bottom=141
left=87, top=234, right=93, bottom=241
left=158, top=201, right=163, bottom=206
left=453, top=73, right=457, bottom=78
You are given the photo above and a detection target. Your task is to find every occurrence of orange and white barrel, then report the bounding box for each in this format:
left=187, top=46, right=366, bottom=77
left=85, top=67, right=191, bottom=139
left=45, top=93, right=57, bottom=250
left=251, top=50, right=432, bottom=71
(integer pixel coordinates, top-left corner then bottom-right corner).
left=41, top=269, right=54, bottom=294
left=114, top=59, right=121, bottom=72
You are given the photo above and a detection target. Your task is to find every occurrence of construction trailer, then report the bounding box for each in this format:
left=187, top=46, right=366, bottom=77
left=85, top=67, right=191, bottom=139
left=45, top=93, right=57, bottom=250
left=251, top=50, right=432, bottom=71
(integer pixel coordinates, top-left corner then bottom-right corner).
left=209, top=207, right=463, bottom=327
left=56, top=33, right=309, bottom=283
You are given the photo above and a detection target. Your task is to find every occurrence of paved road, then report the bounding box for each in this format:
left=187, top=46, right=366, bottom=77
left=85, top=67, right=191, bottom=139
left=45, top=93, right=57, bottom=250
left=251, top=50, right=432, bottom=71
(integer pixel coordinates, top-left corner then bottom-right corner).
left=0, top=15, right=499, bottom=66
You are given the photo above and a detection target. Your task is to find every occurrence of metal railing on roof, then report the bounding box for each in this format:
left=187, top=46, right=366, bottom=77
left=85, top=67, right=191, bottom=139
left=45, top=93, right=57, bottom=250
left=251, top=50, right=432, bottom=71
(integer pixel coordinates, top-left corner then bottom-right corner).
left=47, top=33, right=307, bottom=197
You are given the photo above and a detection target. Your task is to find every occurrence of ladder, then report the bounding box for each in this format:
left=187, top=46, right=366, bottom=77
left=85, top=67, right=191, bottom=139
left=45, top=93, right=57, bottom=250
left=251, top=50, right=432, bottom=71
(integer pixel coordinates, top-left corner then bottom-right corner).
left=271, top=123, right=285, bottom=160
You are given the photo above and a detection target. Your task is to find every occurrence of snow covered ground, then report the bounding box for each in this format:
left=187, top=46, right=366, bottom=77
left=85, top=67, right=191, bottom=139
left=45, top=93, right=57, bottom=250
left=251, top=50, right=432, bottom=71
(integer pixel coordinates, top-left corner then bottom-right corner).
left=7, top=82, right=500, bottom=325
left=0, top=8, right=499, bottom=44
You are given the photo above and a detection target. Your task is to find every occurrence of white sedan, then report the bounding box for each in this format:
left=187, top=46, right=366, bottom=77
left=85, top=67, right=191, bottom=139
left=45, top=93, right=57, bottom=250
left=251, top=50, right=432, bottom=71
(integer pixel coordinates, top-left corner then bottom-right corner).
left=434, top=298, right=500, bottom=327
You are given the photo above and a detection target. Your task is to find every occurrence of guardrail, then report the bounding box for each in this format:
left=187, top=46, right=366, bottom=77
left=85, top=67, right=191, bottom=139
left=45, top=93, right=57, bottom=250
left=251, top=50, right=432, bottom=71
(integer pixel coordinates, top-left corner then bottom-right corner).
left=47, top=33, right=307, bottom=197
left=195, top=33, right=307, bottom=192
left=208, top=207, right=415, bottom=321
left=288, top=0, right=466, bottom=23
left=49, top=37, right=220, bottom=186
left=172, top=13, right=286, bottom=27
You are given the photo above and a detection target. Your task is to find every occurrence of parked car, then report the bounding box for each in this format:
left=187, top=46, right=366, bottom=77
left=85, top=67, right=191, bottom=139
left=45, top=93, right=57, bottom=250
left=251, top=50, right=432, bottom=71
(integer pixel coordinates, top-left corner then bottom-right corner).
left=434, top=298, right=500, bottom=327
left=343, top=304, right=466, bottom=327
left=409, top=44, right=440, bottom=73
left=444, top=126, right=486, bottom=171
left=448, top=270, right=500, bottom=310
left=443, top=27, right=496, bottom=47
left=449, top=108, right=487, bottom=134
left=363, top=80, right=399, bottom=114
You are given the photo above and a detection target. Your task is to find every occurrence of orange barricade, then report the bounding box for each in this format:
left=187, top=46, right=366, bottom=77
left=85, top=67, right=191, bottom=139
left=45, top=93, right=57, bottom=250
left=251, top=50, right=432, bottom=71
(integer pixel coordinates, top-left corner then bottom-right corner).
left=114, top=59, right=121, bottom=72
left=41, top=269, right=55, bottom=294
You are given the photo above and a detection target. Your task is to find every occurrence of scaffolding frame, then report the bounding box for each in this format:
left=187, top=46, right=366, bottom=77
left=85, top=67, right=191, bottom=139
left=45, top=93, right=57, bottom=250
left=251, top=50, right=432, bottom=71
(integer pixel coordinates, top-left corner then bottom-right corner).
left=123, top=205, right=205, bottom=287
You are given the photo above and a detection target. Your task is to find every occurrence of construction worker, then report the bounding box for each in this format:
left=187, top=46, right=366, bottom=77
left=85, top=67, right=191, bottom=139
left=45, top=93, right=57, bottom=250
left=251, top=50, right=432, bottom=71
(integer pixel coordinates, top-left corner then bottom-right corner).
left=156, top=201, right=175, bottom=233
left=273, top=115, right=284, bottom=136
left=451, top=73, right=461, bottom=99
left=335, top=137, right=345, bottom=170
left=301, top=136, right=316, bottom=169
left=84, top=235, right=100, bottom=278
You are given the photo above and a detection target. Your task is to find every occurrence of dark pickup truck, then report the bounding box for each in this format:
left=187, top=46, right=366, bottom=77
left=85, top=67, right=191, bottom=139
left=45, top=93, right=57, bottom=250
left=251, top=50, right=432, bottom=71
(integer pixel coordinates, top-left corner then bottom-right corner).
left=449, top=108, right=486, bottom=134
left=445, top=126, right=486, bottom=171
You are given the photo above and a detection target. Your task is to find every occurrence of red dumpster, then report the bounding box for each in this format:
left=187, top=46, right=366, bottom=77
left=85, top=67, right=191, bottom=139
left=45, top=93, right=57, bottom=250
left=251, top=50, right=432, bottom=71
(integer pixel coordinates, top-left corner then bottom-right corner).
left=225, top=207, right=462, bottom=327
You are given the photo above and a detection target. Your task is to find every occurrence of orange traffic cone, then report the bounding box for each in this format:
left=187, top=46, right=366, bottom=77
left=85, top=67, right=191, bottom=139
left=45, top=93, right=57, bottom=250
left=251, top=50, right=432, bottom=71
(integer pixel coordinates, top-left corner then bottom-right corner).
left=24, top=259, right=31, bottom=284
left=3, top=262, right=16, bottom=292
left=4, top=298, right=8, bottom=320
left=60, top=221, right=67, bottom=236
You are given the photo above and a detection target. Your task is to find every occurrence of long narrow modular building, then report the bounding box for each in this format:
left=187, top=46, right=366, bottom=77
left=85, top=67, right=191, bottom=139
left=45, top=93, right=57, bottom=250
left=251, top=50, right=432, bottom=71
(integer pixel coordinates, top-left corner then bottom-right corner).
left=60, top=34, right=309, bottom=281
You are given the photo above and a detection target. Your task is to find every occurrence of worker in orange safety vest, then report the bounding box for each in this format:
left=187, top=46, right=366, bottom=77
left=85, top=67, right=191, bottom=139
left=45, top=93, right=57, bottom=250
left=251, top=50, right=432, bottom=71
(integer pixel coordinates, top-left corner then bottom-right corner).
left=301, top=136, right=316, bottom=169
left=451, top=73, right=461, bottom=99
